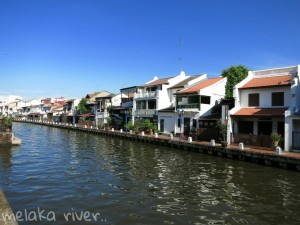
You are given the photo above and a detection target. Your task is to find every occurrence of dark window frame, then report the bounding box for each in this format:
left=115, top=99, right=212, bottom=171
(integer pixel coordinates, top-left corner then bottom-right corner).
left=248, top=93, right=259, bottom=107
left=201, top=95, right=211, bottom=105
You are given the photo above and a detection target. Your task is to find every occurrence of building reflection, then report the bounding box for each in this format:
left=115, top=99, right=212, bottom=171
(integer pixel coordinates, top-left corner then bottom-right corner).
left=0, top=146, right=15, bottom=169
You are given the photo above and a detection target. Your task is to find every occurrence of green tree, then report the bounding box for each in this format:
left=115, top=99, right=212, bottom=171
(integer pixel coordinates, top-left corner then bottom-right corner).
left=222, top=65, right=249, bottom=98
left=77, top=98, right=89, bottom=114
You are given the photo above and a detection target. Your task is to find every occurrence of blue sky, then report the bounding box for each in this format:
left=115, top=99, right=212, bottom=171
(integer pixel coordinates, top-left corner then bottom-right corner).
left=0, top=0, right=299, bottom=100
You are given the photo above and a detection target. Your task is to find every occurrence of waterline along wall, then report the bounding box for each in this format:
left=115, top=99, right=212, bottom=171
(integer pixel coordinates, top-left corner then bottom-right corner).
left=14, top=120, right=300, bottom=172
left=0, top=190, right=19, bottom=225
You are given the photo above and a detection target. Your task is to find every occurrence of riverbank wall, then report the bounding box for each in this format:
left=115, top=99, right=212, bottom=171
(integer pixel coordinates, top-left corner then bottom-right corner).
left=14, top=120, right=300, bottom=172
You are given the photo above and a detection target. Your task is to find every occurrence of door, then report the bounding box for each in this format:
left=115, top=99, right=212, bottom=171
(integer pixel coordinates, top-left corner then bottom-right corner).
left=184, top=118, right=190, bottom=136
left=277, top=121, right=284, bottom=137
left=258, top=121, right=272, bottom=135
left=160, top=119, right=164, bottom=132
left=258, top=121, right=272, bottom=147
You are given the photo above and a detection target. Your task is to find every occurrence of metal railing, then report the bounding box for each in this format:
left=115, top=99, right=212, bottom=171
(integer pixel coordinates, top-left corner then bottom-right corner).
left=177, top=103, right=200, bottom=109
left=232, top=133, right=284, bottom=148
left=135, top=91, right=157, bottom=98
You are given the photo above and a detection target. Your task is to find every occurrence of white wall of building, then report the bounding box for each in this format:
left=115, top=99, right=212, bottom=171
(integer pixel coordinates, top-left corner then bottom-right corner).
left=112, top=94, right=122, bottom=107
left=158, top=112, right=177, bottom=134
left=239, top=86, right=291, bottom=108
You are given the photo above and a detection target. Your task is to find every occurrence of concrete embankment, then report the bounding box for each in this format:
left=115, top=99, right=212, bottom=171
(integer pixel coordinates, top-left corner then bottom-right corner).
left=0, top=132, right=21, bottom=146
left=0, top=190, right=18, bottom=225
left=15, top=120, right=300, bottom=172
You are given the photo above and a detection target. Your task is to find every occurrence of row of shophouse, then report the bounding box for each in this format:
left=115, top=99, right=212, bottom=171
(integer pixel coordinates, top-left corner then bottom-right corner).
left=1, top=65, right=300, bottom=151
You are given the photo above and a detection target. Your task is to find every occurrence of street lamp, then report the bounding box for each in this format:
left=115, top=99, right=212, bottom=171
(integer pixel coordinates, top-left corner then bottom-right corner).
left=177, top=109, right=184, bottom=141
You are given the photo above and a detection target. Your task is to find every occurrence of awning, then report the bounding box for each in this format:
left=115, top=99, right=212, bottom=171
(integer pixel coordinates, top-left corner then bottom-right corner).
left=29, top=112, right=41, bottom=116
left=231, top=107, right=287, bottom=118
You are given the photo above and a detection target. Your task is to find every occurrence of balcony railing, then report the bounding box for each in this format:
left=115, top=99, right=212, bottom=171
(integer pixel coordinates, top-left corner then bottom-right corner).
left=135, top=109, right=156, bottom=115
left=135, top=91, right=157, bottom=98
left=177, top=103, right=200, bottom=109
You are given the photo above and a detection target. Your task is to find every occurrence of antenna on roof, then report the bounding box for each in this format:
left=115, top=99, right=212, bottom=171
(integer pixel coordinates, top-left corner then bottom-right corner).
left=178, top=37, right=183, bottom=72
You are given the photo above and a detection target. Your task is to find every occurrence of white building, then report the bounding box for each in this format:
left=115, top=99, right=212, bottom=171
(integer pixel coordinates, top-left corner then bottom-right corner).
left=157, top=74, right=205, bottom=133
left=95, top=91, right=120, bottom=126
left=21, top=99, right=43, bottom=119
left=0, top=95, right=23, bottom=116
left=132, top=71, right=189, bottom=123
left=158, top=76, right=227, bottom=135
left=230, top=65, right=300, bottom=151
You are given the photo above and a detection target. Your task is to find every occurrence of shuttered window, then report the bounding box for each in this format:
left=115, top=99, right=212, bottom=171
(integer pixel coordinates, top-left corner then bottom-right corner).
left=272, top=92, right=284, bottom=106
left=248, top=93, right=259, bottom=106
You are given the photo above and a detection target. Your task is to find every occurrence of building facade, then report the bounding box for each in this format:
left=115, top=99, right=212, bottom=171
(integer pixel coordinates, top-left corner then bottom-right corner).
left=230, top=65, right=300, bottom=151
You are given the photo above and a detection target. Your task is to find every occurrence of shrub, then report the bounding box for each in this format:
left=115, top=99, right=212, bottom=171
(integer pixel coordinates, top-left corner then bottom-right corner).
left=271, top=132, right=281, bottom=142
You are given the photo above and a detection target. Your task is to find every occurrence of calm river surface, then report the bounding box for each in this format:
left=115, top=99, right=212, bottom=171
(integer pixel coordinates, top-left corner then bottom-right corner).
left=1, top=123, right=300, bottom=225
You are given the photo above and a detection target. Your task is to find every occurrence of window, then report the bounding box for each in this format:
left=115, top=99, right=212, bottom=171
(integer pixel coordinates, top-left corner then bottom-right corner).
left=148, top=100, right=156, bottom=109
left=248, top=93, right=259, bottom=106
left=272, top=92, right=284, bottom=106
left=188, top=95, right=199, bottom=104
left=136, top=101, right=146, bottom=109
left=201, top=95, right=211, bottom=104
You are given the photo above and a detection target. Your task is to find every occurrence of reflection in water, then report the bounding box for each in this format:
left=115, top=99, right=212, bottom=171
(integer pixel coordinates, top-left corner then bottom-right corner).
left=0, top=146, right=19, bottom=169
left=1, top=123, right=300, bottom=225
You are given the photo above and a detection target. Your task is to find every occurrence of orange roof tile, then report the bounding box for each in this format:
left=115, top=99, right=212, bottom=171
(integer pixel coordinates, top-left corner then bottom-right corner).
left=241, top=75, right=291, bottom=89
left=232, top=107, right=287, bottom=117
left=176, top=77, right=224, bottom=94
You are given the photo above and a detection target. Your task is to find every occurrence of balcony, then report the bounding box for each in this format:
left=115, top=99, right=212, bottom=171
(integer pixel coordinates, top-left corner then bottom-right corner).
left=177, top=103, right=200, bottom=109
left=121, top=102, right=133, bottom=108
left=135, top=91, right=157, bottom=99
left=135, top=109, right=156, bottom=115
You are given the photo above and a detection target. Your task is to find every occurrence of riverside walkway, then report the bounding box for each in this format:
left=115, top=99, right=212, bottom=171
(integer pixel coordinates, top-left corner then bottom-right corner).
left=14, top=120, right=300, bottom=172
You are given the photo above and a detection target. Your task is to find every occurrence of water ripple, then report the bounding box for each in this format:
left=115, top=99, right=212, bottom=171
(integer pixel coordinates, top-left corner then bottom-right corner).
left=0, top=123, right=300, bottom=225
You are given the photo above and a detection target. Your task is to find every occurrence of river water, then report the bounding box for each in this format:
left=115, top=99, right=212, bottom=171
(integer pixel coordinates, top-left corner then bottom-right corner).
left=1, top=123, right=300, bottom=225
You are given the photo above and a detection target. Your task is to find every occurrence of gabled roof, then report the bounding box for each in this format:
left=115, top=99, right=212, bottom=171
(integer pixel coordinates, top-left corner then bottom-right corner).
left=169, top=75, right=203, bottom=89
left=143, top=77, right=173, bottom=87
left=95, top=93, right=115, bottom=99
left=232, top=107, right=287, bottom=117
left=86, top=92, right=101, bottom=99
left=240, top=75, right=291, bottom=89
left=175, top=77, right=224, bottom=95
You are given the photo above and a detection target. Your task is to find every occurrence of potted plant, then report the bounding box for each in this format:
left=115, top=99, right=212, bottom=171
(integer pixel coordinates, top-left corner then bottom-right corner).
left=271, top=132, right=281, bottom=149
left=216, top=120, right=228, bottom=147
left=104, top=118, right=112, bottom=130
left=143, top=119, right=154, bottom=135
left=127, top=121, right=134, bottom=132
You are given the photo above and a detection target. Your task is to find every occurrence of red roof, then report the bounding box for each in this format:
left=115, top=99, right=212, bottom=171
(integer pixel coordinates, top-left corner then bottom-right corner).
left=86, top=92, right=101, bottom=99
left=232, top=107, right=287, bottom=117
left=241, top=75, right=291, bottom=89
left=176, top=77, right=224, bottom=94
left=143, top=77, right=173, bottom=87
